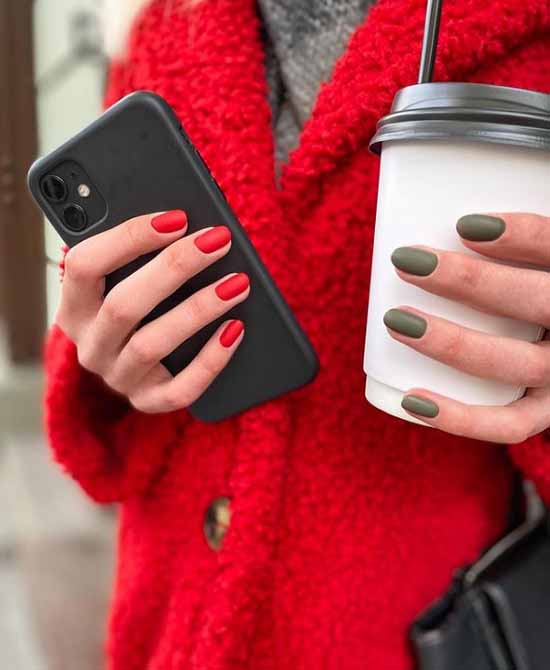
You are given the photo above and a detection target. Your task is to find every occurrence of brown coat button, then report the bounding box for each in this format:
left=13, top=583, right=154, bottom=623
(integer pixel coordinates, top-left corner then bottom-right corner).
left=204, top=497, right=231, bottom=551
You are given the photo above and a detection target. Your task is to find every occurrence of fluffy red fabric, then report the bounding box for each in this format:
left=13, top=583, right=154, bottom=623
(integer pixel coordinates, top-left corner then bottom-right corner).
left=44, top=1, right=550, bottom=668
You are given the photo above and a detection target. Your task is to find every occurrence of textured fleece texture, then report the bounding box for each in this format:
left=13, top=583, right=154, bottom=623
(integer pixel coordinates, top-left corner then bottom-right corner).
left=259, top=0, right=375, bottom=165
left=43, top=1, right=550, bottom=668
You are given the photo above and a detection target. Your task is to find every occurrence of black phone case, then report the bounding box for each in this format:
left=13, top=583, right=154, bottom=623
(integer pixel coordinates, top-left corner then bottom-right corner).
left=28, top=91, right=318, bottom=422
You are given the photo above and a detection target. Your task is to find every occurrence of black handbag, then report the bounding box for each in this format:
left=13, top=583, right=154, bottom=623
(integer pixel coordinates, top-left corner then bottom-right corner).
left=410, top=482, right=550, bottom=670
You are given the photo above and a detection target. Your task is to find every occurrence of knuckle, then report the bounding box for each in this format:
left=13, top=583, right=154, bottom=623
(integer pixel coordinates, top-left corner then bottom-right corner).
left=454, top=256, right=482, bottom=291
left=182, top=292, right=207, bottom=325
left=101, top=294, right=136, bottom=328
left=530, top=218, right=548, bottom=247
left=162, top=387, right=191, bottom=412
left=197, top=351, right=225, bottom=380
left=456, top=409, right=475, bottom=439
left=505, top=409, right=531, bottom=444
left=522, top=354, right=550, bottom=388
left=125, top=217, right=147, bottom=253
left=128, top=395, right=152, bottom=414
left=63, top=248, right=94, bottom=284
left=103, top=373, right=124, bottom=395
left=521, top=213, right=550, bottom=244
left=507, top=425, right=530, bottom=445
left=164, top=242, right=190, bottom=276
left=126, top=335, right=158, bottom=367
left=439, top=327, right=465, bottom=361
left=76, top=343, right=97, bottom=373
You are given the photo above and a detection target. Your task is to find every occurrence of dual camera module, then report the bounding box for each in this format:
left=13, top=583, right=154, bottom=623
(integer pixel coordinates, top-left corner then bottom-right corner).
left=40, top=174, right=88, bottom=231
left=39, top=161, right=106, bottom=234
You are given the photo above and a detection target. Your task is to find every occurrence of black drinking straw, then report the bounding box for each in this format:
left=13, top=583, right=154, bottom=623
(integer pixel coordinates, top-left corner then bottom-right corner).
left=418, top=0, right=443, bottom=84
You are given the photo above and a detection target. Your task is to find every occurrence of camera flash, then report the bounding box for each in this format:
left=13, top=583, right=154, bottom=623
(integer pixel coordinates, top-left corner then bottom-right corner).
left=78, top=184, right=91, bottom=198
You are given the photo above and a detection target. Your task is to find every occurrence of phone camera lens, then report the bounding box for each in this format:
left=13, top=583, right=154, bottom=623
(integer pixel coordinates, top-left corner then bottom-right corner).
left=41, top=175, right=68, bottom=203
left=63, top=204, right=88, bottom=232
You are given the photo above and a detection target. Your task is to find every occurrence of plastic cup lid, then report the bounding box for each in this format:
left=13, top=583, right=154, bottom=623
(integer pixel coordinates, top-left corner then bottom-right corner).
left=370, top=82, right=550, bottom=154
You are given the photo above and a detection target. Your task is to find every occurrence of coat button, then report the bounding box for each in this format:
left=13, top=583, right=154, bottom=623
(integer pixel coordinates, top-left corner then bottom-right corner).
left=204, top=497, right=231, bottom=551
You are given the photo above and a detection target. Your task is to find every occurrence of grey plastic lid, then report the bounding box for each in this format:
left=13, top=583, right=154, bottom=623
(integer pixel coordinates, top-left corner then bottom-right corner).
left=370, top=83, right=550, bottom=154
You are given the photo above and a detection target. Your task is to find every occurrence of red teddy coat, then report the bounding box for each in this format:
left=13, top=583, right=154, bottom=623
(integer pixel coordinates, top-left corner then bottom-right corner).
left=44, top=1, right=550, bottom=668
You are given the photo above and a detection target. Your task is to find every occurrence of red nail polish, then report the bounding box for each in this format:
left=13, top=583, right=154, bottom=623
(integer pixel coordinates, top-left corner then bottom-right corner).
left=215, top=273, right=250, bottom=301
left=151, top=210, right=187, bottom=233
left=220, top=320, right=244, bottom=348
left=194, top=226, right=231, bottom=253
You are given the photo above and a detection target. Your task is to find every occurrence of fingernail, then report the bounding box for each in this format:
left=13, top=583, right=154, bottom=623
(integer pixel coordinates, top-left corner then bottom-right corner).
left=215, top=273, right=250, bottom=301
left=456, top=214, right=506, bottom=242
left=384, top=308, right=427, bottom=338
left=391, top=247, right=438, bottom=276
left=195, top=226, right=231, bottom=253
left=401, top=395, right=439, bottom=418
left=220, top=320, right=244, bottom=348
left=151, top=210, right=187, bottom=233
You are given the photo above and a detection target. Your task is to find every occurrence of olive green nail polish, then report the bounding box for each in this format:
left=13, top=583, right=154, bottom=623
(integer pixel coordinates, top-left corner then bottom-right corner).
left=401, top=395, right=439, bottom=418
left=383, top=309, right=427, bottom=339
left=391, top=247, right=438, bottom=276
left=456, top=214, right=505, bottom=242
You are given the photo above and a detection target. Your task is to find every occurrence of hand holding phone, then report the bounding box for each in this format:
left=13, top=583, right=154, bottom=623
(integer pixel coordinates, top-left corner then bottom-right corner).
left=57, top=210, right=250, bottom=413
left=29, top=92, right=318, bottom=420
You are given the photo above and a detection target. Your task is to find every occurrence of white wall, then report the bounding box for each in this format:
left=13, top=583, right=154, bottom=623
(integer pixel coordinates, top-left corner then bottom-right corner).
left=33, top=1, right=106, bottom=325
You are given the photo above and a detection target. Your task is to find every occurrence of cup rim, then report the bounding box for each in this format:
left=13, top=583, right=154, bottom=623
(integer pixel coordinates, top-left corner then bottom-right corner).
left=370, top=83, right=550, bottom=154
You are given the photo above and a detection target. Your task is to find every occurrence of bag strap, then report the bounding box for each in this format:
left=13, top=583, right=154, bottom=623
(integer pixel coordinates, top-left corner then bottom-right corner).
left=508, top=477, right=546, bottom=530
left=506, top=472, right=526, bottom=531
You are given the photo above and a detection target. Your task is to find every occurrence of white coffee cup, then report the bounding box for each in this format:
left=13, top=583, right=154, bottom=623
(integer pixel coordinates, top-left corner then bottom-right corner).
left=364, top=83, right=550, bottom=424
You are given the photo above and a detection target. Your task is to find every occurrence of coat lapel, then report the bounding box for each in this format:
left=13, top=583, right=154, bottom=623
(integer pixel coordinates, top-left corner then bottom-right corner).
left=281, top=0, right=550, bottom=214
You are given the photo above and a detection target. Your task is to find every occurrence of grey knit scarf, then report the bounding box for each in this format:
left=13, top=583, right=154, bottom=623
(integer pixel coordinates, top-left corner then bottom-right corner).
left=257, top=0, right=376, bottom=168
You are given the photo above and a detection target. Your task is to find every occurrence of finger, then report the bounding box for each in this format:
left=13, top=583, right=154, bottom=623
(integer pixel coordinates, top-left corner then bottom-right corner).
left=391, top=246, right=550, bottom=327
left=456, top=212, right=550, bottom=266
left=88, top=226, right=233, bottom=358
left=399, top=386, right=550, bottom=445
left=98, top=272, right=250, bottom=389
left=384, top=307, right=549, bottom=387
left=129, top=320, right=245, bottom=413
left=59, top=210, right=188, bottom=318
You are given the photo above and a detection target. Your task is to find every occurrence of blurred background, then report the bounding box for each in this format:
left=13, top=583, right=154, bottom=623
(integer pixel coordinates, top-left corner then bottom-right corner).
left=1, top=1, right=115, bottom=667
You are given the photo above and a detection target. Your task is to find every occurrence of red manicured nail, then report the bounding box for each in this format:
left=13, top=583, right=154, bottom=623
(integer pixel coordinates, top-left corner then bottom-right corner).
left=194, top=226, right=231, bottom=253
left=151, top=210, right=187, bottom=233
left=220, top=320, right=244, bottom=348
left=215, top=273, right=250, bottom=301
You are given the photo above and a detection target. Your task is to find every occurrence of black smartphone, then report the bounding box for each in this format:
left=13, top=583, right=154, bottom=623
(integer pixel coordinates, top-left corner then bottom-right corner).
left=28, top=91, right=318, bottom=422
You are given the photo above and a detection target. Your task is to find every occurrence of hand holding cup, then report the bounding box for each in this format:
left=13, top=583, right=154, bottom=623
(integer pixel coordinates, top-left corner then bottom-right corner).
left=385, top=212, right=550, bottom=444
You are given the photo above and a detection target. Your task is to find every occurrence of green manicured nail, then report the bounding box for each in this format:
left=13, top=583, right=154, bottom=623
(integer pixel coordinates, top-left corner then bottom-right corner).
left=383, top=309, right=427, bottom=339
left=391, top=247, right=438, bottom=276
left=401, top=395, right=439, bottom=418
left=456, top=214, right=505, bottom=242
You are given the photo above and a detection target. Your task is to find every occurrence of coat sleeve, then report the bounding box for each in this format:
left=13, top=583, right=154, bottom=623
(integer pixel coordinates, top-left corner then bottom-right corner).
left=42, top=13, right=196, bottom=504
left=44, top=324, right=186, bottom=503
